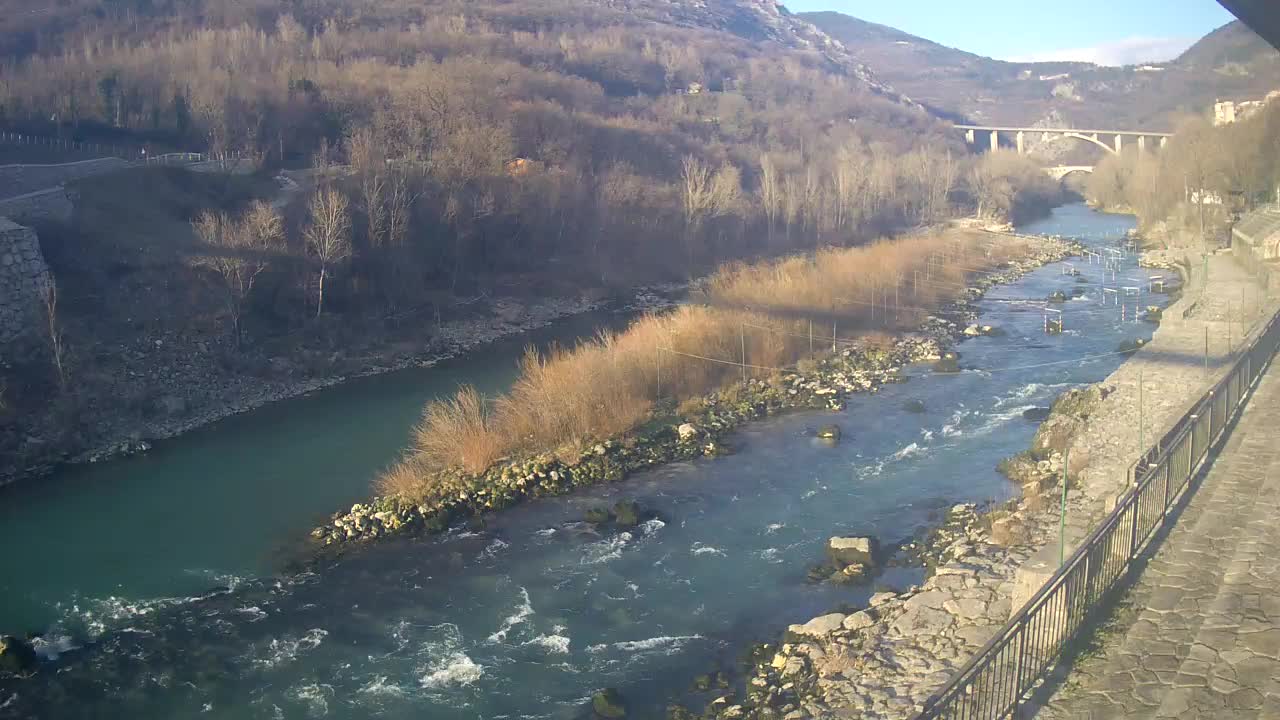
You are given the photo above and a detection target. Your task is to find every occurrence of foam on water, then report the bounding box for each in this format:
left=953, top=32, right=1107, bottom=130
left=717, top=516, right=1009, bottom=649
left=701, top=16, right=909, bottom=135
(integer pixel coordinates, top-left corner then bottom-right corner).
left=250, top=628, right=329, bottom=669
left=893, top=442, right=926, bottom=460
left=580, top=532, right=632, bottom=565
left=856, top=458, right=887, bottom=479
left=357, top=675, right=407, bottom=698
left=690, top=543, right=725, bottom=557
left=972, top=405, right=1037, bottom=436
left=639, top=518, right=666, bottom=535
left=487, top=587, right=534, bottom=643
left=765, top=523, right=785, bottom=534
left=233, top=605, right=268, bottom=622
left=58, top=591, right=220, bottom=638
left=587, top=635, right=704, bottom=654
left=420, top=653, right=484, bottom=688
left=289, top=683, right=334, bottom=717
left=30, top=633, right=78, bottom=661
left=480, top=538, right=510, bottom=559
left=523, top=633, right=571, bottom=654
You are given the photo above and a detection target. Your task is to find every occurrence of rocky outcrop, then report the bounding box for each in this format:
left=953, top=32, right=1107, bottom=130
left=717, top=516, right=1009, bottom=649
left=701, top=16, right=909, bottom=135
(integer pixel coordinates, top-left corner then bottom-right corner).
left=0, top=635, right=37, bottom=675
left=0, top=218, right=50, bottom=344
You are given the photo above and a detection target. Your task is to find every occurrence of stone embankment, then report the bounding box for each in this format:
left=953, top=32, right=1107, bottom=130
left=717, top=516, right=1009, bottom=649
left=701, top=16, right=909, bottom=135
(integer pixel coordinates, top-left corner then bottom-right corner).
left=0, top=218, right=50, bottom=344
left=313, top=237, right=1080, bottom=551
left=698, top=248, right=1271, bottom=720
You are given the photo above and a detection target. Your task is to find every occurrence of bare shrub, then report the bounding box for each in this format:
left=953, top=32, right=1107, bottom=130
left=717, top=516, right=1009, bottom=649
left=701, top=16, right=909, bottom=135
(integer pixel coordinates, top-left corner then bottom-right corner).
left=412, top=386, right=503, bottom=475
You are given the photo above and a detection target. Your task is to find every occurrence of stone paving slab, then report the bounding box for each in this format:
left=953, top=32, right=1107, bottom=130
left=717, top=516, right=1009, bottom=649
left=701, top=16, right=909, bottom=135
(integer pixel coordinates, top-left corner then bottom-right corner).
left=1038, top=363, right=1280, bottom=720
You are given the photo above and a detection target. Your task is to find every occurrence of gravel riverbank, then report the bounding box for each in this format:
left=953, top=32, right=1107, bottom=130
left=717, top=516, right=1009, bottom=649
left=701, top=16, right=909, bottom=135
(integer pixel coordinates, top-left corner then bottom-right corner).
left=708, top=247, right=1273, bottom=720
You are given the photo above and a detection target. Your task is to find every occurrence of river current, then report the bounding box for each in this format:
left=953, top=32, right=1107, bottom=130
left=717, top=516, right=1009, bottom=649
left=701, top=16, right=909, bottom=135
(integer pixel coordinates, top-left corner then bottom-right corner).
left=0, top=205, right=1164, bottom=719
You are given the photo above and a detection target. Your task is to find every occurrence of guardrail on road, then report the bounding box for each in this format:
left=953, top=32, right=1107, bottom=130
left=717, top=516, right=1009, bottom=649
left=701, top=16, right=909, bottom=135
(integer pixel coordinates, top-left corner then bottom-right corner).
left=916, top=303, right=1280, bottom=719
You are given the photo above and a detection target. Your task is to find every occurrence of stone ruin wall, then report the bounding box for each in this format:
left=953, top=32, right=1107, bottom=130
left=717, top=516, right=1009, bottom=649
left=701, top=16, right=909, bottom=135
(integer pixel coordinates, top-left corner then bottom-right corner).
left=0, top=218, right=50, bottom=344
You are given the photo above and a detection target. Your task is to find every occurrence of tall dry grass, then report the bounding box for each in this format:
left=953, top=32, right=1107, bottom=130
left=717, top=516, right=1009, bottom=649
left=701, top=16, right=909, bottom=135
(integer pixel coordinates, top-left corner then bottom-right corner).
left=380, top=230, right=1026, bottom=496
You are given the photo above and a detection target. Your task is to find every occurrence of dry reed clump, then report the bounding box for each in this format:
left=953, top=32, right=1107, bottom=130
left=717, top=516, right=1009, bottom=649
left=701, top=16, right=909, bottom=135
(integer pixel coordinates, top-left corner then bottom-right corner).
left=411, top=386, right=504, bottom=476
left=379, top=231, right=1024, bottom=496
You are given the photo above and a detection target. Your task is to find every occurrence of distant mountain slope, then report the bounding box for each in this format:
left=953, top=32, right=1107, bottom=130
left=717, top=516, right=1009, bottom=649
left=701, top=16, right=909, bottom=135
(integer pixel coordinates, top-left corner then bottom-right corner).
left=801, top=12, right=1280, bottom=130
left=1176, top=18, right=1278, bottom=69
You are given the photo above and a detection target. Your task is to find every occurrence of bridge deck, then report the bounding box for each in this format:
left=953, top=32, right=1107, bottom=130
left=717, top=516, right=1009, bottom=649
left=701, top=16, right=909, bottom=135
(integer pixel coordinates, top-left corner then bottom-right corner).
left=1036, top=362, right=1280, bottom=719
left=954, top=125, right=1174, bottom=137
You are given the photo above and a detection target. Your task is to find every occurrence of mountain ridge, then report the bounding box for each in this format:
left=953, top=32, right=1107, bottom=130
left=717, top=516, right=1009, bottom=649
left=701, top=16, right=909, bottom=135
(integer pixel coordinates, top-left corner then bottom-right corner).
left=801, top=11, right=1280, bottom=130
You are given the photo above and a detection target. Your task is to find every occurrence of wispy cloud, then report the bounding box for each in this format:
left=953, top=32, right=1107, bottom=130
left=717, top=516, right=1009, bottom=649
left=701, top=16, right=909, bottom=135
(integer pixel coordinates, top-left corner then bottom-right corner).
left=1007, top=35, right=1198, bottom=66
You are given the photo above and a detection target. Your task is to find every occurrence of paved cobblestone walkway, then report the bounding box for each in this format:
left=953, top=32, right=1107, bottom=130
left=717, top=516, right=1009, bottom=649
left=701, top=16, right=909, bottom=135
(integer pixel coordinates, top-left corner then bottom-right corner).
left=1039, top=363, right=1280, bottom=719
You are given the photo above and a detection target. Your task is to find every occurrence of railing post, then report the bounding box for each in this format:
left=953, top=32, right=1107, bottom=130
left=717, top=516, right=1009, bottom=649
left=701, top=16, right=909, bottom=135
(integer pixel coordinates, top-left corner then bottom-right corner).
left=1015, top=621, right=1028, bottom=700
left=1128, top=500, right=1140, bottom=559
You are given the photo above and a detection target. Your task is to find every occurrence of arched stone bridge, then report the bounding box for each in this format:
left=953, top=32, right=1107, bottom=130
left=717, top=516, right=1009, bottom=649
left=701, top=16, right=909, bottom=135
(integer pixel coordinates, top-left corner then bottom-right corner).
left=955, top=125, right=1174, bottom=155
left=1045, top=165, right=1094, bottom=180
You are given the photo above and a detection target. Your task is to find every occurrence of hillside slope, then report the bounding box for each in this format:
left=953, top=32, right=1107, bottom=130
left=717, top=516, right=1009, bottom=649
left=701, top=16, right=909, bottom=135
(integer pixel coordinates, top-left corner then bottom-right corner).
left=802, top=12, right=1280, bottom=129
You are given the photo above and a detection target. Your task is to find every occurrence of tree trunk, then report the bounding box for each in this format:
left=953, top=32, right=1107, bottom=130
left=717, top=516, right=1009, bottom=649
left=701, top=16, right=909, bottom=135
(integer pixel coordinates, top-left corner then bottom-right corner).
left=316, top=265, right=327, bottom=318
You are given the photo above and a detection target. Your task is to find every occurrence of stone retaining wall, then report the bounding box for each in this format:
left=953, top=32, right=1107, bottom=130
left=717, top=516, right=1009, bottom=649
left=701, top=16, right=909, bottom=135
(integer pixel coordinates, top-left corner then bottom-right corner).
left=0, top=217, right=50, bottom=344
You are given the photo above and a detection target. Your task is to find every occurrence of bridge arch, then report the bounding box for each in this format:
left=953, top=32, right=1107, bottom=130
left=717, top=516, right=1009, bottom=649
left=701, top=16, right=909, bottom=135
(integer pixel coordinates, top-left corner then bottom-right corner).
left=1046, top=165, right=1094, bottom=181
left=1060, top=132, right=1118, bottom=155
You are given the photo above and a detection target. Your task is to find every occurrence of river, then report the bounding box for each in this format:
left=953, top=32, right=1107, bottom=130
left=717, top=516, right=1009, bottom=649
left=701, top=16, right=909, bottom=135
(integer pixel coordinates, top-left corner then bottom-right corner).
left=0, top=205, right=1162, bottom=719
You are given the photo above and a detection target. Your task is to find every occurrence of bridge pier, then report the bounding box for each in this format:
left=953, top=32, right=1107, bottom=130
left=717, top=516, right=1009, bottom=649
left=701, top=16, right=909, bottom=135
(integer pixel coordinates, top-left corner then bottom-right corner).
left=1016, top=131, right=1025, bottom=154
left=1138, top=136, right=1146, bottom=152
left=990, top=130, right=999, bottom=152
left=1160, top=137, right=1168, bottom=149
left=1115, top=134, right=1123, bottom=153
left=965, top=128, right=975, bottom=144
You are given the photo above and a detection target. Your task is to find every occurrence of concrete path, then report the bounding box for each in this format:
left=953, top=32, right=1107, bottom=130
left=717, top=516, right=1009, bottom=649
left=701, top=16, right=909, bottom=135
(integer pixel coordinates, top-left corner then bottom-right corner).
left=1037, top=362, right=1280, bottom=719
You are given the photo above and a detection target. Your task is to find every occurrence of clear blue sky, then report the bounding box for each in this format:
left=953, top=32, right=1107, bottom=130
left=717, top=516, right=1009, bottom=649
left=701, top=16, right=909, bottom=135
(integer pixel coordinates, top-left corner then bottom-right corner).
left=785, top=0, right=1237, bottom=65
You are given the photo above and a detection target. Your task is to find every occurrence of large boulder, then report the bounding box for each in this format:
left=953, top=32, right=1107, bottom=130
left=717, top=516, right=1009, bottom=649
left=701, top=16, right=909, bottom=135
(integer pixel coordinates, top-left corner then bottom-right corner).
left=592, top=687, right=628, bottom=718
left=816, top=424, right=841, bottom=442
left=1032, top=415, right=1081, bottom=456
left=1022, top=407, right=1052, bottom=421
left=827, top=536, right=879, bottom=568
left=611, top=500, right=641, bottom=528
left=677, top=423, right=699, bottom=443
left=0, top=636, right=37, bottom=675
left=787, top=612, right=846, bottom=640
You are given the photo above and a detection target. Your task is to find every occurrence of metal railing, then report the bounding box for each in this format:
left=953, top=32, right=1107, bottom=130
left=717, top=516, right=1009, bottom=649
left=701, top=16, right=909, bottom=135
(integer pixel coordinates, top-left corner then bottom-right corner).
left=144, top=152, right=205, bottom=165
left=917, top=303, right=1280, bottom=719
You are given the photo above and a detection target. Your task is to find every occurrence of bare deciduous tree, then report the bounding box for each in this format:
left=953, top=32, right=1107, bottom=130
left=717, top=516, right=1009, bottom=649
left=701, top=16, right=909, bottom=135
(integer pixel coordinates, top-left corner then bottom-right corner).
left=304, top=187, right=352, bottom=318
left=41, top=281, right=69, bottom=390
left=192, top=201, right=284, bottom=346
left=758, top=154, right=782, bottom=243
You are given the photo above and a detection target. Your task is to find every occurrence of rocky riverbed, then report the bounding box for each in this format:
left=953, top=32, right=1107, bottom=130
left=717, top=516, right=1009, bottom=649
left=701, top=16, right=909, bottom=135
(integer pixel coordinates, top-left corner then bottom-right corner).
left=683, top=245, right=1271, bottom=720
left=312, top=237, right=1082, bottom=552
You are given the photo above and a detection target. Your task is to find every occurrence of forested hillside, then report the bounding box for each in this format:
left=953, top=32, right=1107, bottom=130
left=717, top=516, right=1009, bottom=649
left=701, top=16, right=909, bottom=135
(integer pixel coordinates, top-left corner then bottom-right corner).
left=0, top=0, right=1064, bottom=479
left=0, top=0, right=964, bottom=293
